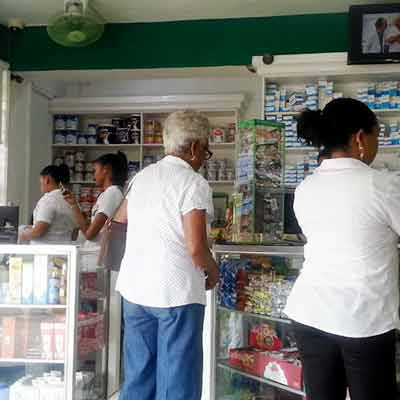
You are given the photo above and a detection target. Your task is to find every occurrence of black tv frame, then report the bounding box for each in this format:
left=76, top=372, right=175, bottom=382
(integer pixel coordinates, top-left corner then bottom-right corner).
left=348, top=3, right=400, bottom=65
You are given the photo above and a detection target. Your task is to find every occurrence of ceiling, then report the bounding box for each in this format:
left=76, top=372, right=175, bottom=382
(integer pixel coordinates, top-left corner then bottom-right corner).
left=0, top=0, right=392, bottom=26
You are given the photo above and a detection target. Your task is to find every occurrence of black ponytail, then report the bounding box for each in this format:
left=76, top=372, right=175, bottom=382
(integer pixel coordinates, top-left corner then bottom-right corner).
left=296, top=98, right=378, bottom=150
left=41, top=164, right=70, bottom=185
left=94, top=152, right=128, bottom=187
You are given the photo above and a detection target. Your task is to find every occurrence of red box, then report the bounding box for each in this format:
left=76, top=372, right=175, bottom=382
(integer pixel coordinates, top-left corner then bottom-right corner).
left=229, top=348, right=303, bottom=391
left=258, top=351, right=303, bottom=391
left=249, top=324, right=281, bottom=351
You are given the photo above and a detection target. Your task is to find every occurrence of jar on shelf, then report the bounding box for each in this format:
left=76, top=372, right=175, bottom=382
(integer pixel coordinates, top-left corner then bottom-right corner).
left=129, top=129, right=140, bottom=144
left=77, top=134, right=88, bottom=145
left=87, top=124, right=97, bottom=136
left=54, top=131, right=66, bottom=144
left=227, top=123, right=236, bottom=143
left=112, top=118, right=124, bottom=128
left=212, top=127, right=226, bottom=143
left=75, top=161, right=84, bottom=173
left=74, top=172, right=83, bottom=182
left=85, top=172, right=94, bottom=182
left=66, top=115, right=79, bottom=131
left=54, top=115, right=66, bottom=131
left=84, top=162, right=93, bottom=172
left=75, top=151, right=86, bottom=162
left=65, top=131, right=78, bottom=145
left=53, top=154, right=64, bottom=166
left=207, top=168, right=218, bottom=181
left=87, top=134, right=97, bottom=145
left=65, top=152, right=75, bottom=169
left=226, top=168, right=234, bottom=181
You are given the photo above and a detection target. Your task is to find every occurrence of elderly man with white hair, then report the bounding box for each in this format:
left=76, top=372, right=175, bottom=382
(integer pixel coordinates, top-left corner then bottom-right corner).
left=115, top=110, right=219, bottom=400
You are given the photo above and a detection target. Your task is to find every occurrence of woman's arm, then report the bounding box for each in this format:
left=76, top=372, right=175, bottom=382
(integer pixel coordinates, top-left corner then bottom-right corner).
left=64, top=192, right=107, bottom=241
left=19, top=222, right=49, bottom=242
left=183, top=209, right=219, bottom=290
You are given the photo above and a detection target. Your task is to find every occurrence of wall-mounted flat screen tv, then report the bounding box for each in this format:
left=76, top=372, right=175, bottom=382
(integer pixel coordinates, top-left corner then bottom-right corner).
left=348, top=4, right=400, bottom=64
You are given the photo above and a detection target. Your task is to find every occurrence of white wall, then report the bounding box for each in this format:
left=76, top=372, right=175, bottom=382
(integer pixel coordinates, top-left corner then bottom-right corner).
left=65, top=76, right=263, bottom=119
left=7, top=82, right=52, bottom=224
left=8, top=81, right=31, bottom=224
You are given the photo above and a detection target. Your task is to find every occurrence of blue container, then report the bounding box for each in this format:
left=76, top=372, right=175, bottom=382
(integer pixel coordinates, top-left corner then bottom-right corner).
left=0, top=384, right=9, bottom=400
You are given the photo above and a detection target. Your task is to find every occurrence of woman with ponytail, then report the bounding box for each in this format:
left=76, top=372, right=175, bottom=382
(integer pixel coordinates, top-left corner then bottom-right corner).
left=19, top=164, right=76, bottom=244
left=63, top=152, right=127, bottom=244
left=284, top=98, right=400, bottom=400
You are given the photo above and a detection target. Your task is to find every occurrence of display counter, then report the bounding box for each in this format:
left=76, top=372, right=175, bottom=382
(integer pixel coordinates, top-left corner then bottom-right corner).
left=212, top=244, right=305, bottom=400
left=0, top=245, right=110, bottom=400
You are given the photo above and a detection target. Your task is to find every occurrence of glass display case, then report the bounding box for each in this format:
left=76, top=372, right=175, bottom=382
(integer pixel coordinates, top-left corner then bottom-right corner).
left=0, top=245, right=110, bottom=400
left=213, top=244, right=306, bottom=400
left=234, top=120, right=285, bottom=243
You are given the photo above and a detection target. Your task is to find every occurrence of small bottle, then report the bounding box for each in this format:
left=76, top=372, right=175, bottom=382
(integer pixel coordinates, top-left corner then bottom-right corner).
left=48, top=267, right=60, bottom=305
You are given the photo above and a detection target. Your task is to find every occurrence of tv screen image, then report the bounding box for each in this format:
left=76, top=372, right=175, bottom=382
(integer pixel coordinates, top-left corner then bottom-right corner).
left=362, top=13, right=400, bottom=55
left=349, top=4, right=400, bottom=65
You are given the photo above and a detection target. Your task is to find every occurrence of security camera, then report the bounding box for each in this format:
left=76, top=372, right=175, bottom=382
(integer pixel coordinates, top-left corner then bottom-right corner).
left=262, top=54, right=274, bottom=65
left=246, top=64, right=257, bottom=74
left=8, top=18, right=24, bottom=32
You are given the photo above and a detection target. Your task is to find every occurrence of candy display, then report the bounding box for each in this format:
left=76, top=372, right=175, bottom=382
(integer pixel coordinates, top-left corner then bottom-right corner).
left=218, top=257, right=295, bottom=318
left=264, top=81, right=343, bottom=116
left=233, top=120, right=285, bottom=243
left=357, top=81, right=400, bottom=110
left=248, top=324, right=282, bottom=352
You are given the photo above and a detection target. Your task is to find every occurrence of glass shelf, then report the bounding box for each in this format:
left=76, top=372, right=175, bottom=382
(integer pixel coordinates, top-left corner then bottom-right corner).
left=217, top=360, right=306, bottom=397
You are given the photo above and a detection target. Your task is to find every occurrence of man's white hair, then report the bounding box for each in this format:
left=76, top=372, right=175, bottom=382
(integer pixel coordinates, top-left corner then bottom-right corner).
left=163, top=110, right=210, bottom=154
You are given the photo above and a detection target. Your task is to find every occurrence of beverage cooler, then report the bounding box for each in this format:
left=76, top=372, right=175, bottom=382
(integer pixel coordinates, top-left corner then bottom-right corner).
left=0, top=245, right=112, bottom=400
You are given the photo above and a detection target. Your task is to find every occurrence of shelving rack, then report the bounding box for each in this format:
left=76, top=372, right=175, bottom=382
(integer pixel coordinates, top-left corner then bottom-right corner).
left=253, top=52, right=400, bottom=190
left=49, top=94, right=245, bottom=194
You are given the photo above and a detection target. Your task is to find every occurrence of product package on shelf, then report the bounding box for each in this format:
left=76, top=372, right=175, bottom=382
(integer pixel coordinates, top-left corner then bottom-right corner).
left=233, top=119, right=285, bottom=243
left=264, top=81, right=343, bottom=116
left=228, top=347, right=303, bottom=391
left=217, top=256, right=297, bottom=319
left=357, top=81, right=400, bottom=110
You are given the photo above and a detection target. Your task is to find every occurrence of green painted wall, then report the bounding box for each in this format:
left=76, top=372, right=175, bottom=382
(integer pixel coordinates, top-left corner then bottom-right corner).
left=0, top=25, right=10, bottom=62
left=10, top=13, right=348, bottom=71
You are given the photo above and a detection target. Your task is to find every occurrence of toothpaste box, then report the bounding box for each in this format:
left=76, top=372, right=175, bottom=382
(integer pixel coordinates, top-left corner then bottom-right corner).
left=22, top=260, right=34, bottom=305
left=9, top=257, right=23, bottom=304
left=33, top=255, right=49, bottom=305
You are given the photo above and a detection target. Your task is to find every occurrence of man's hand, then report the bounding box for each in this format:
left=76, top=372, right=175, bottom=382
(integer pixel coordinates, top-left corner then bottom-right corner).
left=205, top=259, right=219, bottom=290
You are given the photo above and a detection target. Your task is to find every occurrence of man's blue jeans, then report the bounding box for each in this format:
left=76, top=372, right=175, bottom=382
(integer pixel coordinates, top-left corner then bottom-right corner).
left=119, top=299, right=205, bottom=400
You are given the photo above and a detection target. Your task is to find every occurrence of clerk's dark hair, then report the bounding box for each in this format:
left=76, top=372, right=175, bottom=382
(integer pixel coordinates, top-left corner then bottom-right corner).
left=296, top=98, right=378, bottom=151
left=94, top=151, right=128, bottom=186
left=40, top=164, right=70, bottom=185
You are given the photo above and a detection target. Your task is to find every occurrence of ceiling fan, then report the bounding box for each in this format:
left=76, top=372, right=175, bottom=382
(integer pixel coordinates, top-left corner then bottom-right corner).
left=47, top=0, right=105, bottom=47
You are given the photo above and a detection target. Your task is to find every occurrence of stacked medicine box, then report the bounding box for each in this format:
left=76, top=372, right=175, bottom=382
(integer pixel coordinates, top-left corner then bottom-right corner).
left=357, top=81, right=400, bottom=110
left=284, top=152, right=319, bottom=187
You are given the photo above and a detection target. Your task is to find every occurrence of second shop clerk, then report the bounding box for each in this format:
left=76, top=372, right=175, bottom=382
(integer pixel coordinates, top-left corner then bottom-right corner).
left=63, top=152, right=128, bottom=245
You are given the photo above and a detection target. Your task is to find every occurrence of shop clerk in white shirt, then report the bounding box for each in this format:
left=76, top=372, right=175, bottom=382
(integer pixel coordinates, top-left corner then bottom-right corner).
left=19, top=164, right=76, bottom=244
left=285, top=98, right=400, bottom=400
left=63, top=152, right=126, bottom=244
left=114, top=110, right=219, bottom=400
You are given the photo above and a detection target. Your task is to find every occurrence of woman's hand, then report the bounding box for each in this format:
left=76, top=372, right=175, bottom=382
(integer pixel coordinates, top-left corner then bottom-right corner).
left=63, top=191, right=79, bottom=208
left=205, top=259, right=219, bottom=290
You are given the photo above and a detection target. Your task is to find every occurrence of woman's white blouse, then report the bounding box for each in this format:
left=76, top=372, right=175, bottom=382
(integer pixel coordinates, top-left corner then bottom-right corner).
left=32, top=189, right=75, bottom=244
left=285, top=158, right=400, bottom=338
left=116, top=156, right=214, bottom=308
